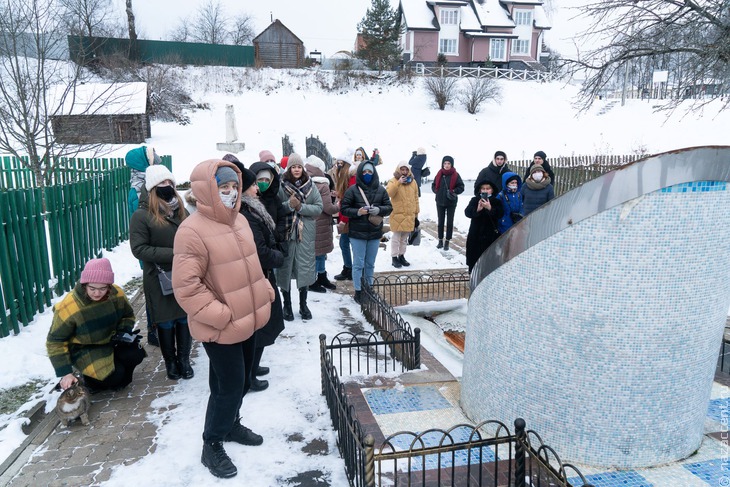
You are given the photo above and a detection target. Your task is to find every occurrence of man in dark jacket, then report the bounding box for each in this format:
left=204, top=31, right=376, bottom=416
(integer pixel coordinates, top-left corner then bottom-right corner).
left=408, top=147, right=428, bottom=195
left=340, top=161, right=392, bottom=303
left=523, top=151, right=556, bottom=189
left=474, top=150, right=510, bottom=193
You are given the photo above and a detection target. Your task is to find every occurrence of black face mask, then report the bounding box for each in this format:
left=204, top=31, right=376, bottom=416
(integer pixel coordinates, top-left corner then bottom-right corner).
left=155, top=185, right=176, bottom=202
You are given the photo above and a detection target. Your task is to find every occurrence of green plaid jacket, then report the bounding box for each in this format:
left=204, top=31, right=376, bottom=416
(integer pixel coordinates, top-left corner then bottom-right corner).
left=46, top=283, right=136, bottom=380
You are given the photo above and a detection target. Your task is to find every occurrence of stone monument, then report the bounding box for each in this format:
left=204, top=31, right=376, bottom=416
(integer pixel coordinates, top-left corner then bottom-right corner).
left=216, top=105, right=245, bottom=153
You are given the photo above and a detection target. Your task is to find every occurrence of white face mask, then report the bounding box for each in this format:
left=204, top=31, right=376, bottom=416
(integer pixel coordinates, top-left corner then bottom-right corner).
left=532, top=172, right=544, bottom=182
left=219, top=191, right=237, bottom=208
left=508, top=183, right=518, bottom=191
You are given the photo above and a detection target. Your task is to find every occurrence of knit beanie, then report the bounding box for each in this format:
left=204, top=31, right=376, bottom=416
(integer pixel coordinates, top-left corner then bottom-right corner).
left=215, top=166, right=239, bottom=186
left=80, top=258, right=114, bottom=285
left=287, top=153, right=304, bottom=168
left=361, top=162, right=375, bottom=173
left=336, top=149, right=352, bottom=163
left=145, top=165, right=176, bottom=191
left=494, top=150, right=507, bottom=160
left=530, top=164, right=547, bottom=175
left=305, top=155, right=326, bottom=173
left=397, top=160, right=409, bottom=170
left=442, top=155, right=454, bottom=166
left=280, top=156, right=289, bottom=169
left=256, top=169, right=274, bottom=181
left=222, top=153, right=241, bottom=164
left=416, top=147, right=426, bottom=156
left=259, top=150, right=276, bottom=163
left=240, top=168, right=257, bottom=192
left=534, top=151, right=547, bottom=162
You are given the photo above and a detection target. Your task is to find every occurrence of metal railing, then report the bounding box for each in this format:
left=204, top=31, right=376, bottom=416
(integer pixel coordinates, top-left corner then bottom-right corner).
left=413, top=65, right=554, bottom=82
left=370, top=272, right=470, bottom=308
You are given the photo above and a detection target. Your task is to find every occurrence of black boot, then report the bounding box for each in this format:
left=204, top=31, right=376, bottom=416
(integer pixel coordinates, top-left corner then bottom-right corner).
left=354, top=290, right=362, bottom=304
left=308, top=276, right=326, bottom=293
left=299, top=287, right=312, bottom=320
left=437, top=239, right=444, bottom=249
left=175, top=324, right=194, bottom=379
left=392, top=256, right=402, bottom=268
left=202, top=441, right=237, bottom=478
left=319, top=272, right=336, bottom=290
left=281, top=290, right=294, bottom=321
left=399, top=255, right=411, bottom=267
left=250, top=377, right=269, bottom=391
left=225, top=419, right=264, bottom=446
left=444, top=239, right=450, bottom=251
left=334, top=266, right=351, bottom=281
left=147, top=322, right=159, bottom=347
left=253, top=347, right=269, bottom=376
left=255, top=366, right=269, bottom=376
left=157, top=327, right=181, bottom=380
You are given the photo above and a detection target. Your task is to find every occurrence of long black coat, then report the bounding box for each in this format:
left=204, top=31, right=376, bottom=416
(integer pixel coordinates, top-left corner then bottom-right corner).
left=464, top=188, right=503, bottom=273
left=475, top=162, right=511, bottom=193
left=341, top=162, right=393, bottom=241
left=129, top=191, right=187, bottom=323
left=240, top=201, right=285, bottom=347
left=249, top=162, right=288, bottom=244
left=431, top=171, right=465, bottom=207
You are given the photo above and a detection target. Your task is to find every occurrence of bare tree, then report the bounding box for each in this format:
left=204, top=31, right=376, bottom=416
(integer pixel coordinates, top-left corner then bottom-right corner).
left=229, top=13, right=255, bottom=46
left=190, top=0, right=229, bottom=45
left=563, top=0, right=730, bottom=111
left=168, top=15, right=193, bottom=43
left=424, top=76, right=458, bottom=110
left=58, top=0, right=119, bottom=37
left=458, top=77, right=501, bottom=114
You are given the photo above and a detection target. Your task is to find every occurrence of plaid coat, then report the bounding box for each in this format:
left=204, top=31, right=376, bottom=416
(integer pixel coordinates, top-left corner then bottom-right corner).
left=46, top=284, right=136, bottom=380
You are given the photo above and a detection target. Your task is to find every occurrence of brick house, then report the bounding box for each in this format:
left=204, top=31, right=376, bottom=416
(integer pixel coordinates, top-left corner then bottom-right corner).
left=397, top=0, right=551, bottom=69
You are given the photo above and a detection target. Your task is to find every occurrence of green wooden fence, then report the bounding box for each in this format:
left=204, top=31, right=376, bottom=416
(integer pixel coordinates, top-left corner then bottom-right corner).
left=0, top=155, right=172, bottom=337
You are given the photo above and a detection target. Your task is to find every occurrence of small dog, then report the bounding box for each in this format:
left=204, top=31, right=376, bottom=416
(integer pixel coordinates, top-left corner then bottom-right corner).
left=55, top=381, right=91, bottom=427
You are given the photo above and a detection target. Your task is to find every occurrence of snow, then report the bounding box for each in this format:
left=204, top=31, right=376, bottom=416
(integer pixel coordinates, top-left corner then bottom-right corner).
left=1, top=60, right=730, bottom=483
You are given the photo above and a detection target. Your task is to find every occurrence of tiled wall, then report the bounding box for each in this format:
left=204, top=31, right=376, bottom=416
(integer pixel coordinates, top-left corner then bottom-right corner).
left=461, top=181, right=730, bottom=468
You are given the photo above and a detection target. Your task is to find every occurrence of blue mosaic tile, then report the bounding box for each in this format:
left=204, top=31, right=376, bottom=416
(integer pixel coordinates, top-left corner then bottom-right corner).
left=568, top=471, right=652, bottom=487
left=661, top=181, right=726, bottom=193
left=684, top=458, right=730, bottom=485
left=385, top=427, right=497, bottom=471
left=707, top=398, right=730, bottom=423
left=364, top=385, right=451, bottom=415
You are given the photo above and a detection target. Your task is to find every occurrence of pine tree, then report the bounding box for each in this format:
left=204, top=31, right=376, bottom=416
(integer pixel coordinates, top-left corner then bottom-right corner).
left=357, top=0, right=402, bottom=73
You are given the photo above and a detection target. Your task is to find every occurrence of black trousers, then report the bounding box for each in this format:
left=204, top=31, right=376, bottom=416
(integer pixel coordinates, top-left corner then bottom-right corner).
left=202, top=334, right=257, bottom=442
left=83, top=345, right=146, bottom=391
left=436, top=205, right=456, bottom=240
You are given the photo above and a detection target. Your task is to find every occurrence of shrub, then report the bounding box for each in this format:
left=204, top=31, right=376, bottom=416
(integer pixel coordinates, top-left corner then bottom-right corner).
left=424, top=75, right=458, bottom=110
left=458, top=77, right=501, bottom=114
left=437, top=53, right=447, bottom=67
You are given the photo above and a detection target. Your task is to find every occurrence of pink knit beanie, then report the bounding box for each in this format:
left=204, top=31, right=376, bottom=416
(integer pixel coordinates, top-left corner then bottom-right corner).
left=80, top=258, right=115, bottom=285
left=259, top=150, right=276, bottom=163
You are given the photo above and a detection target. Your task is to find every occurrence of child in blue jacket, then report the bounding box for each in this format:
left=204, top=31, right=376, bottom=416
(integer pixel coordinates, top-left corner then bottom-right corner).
left=496, top=172, right=524, bottom=233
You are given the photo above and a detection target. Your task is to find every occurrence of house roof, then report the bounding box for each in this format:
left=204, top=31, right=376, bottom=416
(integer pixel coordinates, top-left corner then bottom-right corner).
left=472, top=0, right=514, bottom=28
left=533, top=5, right=551, bottom=29
left=252, top=19, right=304, bottom=45
left=400, top=0, right=439, bottom=29
left=400, top=0, right=549, bottom=32
left=50, top=82, right=148, bottom=116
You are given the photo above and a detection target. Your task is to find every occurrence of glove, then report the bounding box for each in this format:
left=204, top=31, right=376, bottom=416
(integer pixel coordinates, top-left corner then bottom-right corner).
left=111, top=330, right=142, bottom=347
left=367, top=206, right=380, bottom=215
left=288, top=193, right=301, bottom=211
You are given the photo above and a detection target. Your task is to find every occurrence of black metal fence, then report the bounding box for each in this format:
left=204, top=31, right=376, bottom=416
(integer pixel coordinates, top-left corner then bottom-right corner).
left=306, top=134, right=334, bottom=171
left=320, top=274, right=592, bottom=486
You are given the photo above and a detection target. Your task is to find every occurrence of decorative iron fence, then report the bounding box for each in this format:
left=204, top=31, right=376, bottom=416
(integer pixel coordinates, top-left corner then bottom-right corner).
left=281, top=134, right=295, bottom=157
left=412, top=65, right=554, bottom=82
left=370, top=272, right=470, bottom=308
left=0, top=155, right=173, bottom=337
left=306, top=134, right=334, bottom=171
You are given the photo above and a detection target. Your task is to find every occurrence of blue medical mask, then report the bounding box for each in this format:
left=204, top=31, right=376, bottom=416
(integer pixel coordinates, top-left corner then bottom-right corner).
left=362, top=173, right=373, bottom=184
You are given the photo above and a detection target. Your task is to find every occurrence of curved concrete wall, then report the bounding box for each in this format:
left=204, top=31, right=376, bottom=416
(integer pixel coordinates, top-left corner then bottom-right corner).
left=461, top=180, right=730, bottom=467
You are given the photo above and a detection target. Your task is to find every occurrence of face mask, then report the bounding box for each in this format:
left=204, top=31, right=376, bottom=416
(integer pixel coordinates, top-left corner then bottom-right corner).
left=480, top=192, right=491, bottom=199
left=155, top=185, right=175, bottom=202
left=219, top=190, right=237, bottom=208
left=508, top=183, right=518, bottom=191
left=362, top=173, right=373, bottom=184
left=532, top=172, right=544, bottom=182
left=257, top=181, right=270, bottom=192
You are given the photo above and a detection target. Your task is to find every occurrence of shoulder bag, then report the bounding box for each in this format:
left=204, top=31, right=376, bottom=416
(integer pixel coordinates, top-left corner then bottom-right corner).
left=358, top=187, right=384, bottom=226
left=155, top=264, right=174, bottom=296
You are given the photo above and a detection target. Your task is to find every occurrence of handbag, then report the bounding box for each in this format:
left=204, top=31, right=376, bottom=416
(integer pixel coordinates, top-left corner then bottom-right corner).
left=358, top=187, right=384, bottom=227
left=155, top=264, right=174, bottom=296
left=446, top=189, right=457, bottom=202
left=421, top=167, right=431, bottom=178
left=337, top=221, right=349, bottom=234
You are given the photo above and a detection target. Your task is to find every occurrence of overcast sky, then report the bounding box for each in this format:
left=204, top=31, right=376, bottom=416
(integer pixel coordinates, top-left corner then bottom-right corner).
left=111, top=0, right=591, bottom=58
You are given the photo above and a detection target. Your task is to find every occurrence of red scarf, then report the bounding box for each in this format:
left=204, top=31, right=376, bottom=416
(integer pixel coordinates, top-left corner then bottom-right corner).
left=434, top=167, right=457, bottom=192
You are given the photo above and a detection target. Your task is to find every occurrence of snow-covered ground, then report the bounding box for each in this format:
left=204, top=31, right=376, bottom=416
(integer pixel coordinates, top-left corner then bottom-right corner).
left=1, top=66, right=729, bottom=483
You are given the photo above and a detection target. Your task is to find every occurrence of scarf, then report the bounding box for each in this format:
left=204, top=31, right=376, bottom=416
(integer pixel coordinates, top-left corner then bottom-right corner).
left=158, top=197, right=180, bottom=217
left=524, top=175, right=551, bottom=191
left=434, top=166, right=457, bottom=192
left=282, top=179, right=313, bottom=242
left=241, top=194, right=276, bottom=232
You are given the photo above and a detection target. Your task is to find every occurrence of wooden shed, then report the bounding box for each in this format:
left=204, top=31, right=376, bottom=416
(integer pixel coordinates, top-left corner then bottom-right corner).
left=253, top=20, right=305, bottom=68
left=50, top=82, right=151, bottom=144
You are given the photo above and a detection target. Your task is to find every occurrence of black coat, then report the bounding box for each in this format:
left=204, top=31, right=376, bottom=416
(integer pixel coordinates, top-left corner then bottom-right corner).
left=129, top=191, right=187, bottom=323
left=464, top=193, right=503, bottom=272
left=249, top=162, right=288, bottom=244
left=475, top=162, right=510, bottom=193
left=341, top=162, right=393, bottom=241
left=240, top=201, right=285, bottom=347
left=523, top=161, right=556, bottom=188
left=431, top=171, right=465, bottom=207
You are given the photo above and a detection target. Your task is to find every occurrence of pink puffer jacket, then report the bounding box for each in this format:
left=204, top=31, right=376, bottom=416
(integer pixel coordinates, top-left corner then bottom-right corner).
left=172, top=160, right=274, bottom=344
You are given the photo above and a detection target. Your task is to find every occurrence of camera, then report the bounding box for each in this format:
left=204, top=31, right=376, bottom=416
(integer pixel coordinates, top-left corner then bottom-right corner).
left=406, top=176, right=412, bottom=183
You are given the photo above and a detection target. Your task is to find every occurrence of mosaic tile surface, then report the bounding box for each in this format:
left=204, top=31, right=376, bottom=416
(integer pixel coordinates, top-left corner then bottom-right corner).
left=363, top=384, right=452, bottom=415
left=568, top=470, right=652, bottom=487
left=683, top=458, right=730, bottom=486
left=707, top=398, right=730, bottom=423
left=462, top=181, right=730, bottom=467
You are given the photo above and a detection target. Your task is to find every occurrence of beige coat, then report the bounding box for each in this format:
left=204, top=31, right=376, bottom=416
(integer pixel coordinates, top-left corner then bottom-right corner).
left=386, top=166, right=420, bottom=232
left=172, top=159, right=275, bottom=344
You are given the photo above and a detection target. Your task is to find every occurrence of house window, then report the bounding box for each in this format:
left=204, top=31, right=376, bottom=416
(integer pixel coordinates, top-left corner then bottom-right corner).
left=490, top=38, right=506, bottom=61
left=440, top=9, right=458, bottom=25
left=439, top=39, right=457, bottom=55
left=512, top=39, right=530, bottom=55
left=514, top=10, right=532, bottom=26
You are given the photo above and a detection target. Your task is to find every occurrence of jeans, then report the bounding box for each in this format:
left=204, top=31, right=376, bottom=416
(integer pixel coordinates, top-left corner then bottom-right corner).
left=156, top=317, right=188, bottom=330
left=339, top=233, right=352, bottom=269
left=350, top=237, right=380, bottom=291
left=436, top=205, right=456, bottom=240
left=315, top=254, right=326, bottom=274
left=201, top=334, right=257, bottom=442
